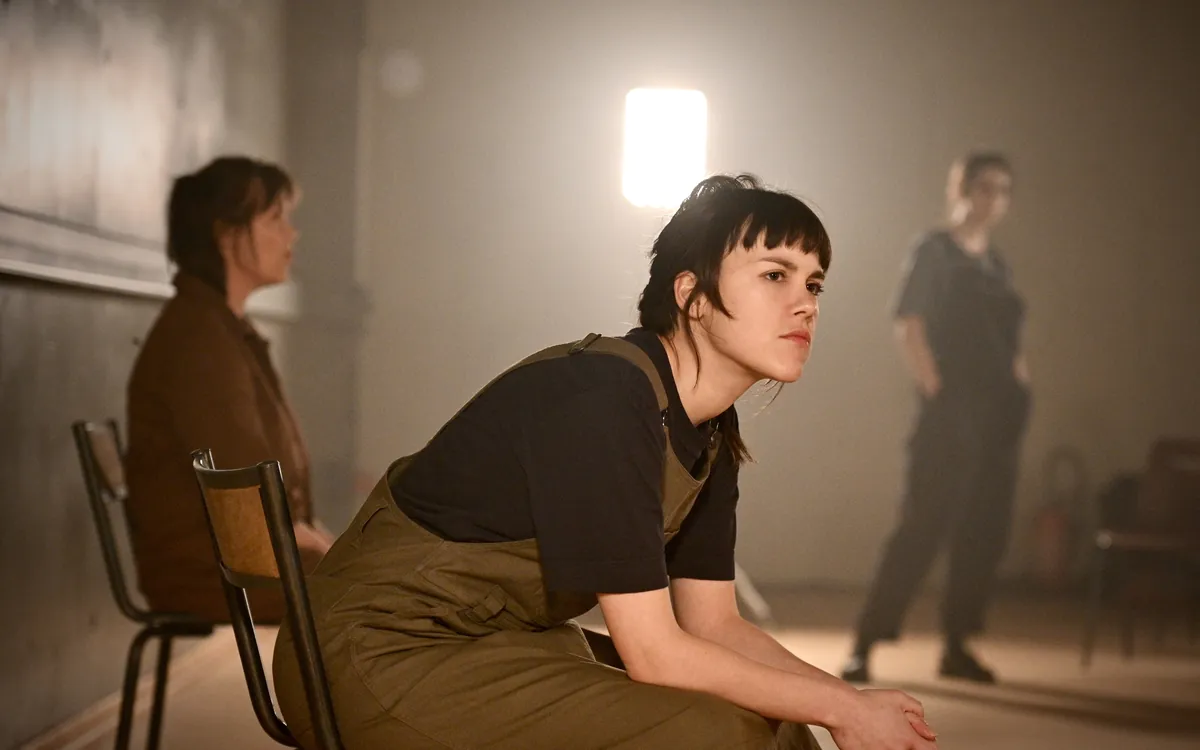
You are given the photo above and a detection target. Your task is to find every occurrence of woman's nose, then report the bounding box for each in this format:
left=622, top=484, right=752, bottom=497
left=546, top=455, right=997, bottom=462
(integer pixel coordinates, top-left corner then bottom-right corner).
left=794, top=295, right=817, bottom=316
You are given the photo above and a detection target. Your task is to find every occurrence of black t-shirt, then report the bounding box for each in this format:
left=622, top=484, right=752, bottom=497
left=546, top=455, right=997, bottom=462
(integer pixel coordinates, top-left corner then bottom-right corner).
left=390, top=328, right=739, bottom=595
left=894, top=230, right=1025, bottom=387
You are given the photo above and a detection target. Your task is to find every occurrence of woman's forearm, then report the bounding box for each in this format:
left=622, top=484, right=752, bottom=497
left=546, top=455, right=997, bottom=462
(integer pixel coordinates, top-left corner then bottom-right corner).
left=691, top=614, right=847, bottom=691
left=625, top=625, right=856, bottom=728
left=895, top=317, right=940, bottom=394
left=1014, top=351, right=1031, bottom=384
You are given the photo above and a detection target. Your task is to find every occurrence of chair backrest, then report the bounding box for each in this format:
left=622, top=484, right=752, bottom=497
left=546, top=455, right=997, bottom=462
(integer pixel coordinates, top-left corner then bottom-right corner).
left=1096, top=472, right=1141, bottom=530
left=72, top=419, right=148, bottom=622
left=190, top=449, right=342, bottom=750
left=1133, top=438, right=1200, bottom=537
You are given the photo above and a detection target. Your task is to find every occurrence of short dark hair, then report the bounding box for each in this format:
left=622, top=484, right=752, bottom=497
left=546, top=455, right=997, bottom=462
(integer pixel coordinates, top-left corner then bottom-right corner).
left=952, top=151, right=1013, bottom=197
left=166, top=156, right=296, bottom=292
left=637, top=174, right=832, bottom=464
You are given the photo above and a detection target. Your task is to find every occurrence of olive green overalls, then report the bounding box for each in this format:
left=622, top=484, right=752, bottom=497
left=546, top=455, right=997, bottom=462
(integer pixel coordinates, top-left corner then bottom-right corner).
left=274, top=335, right=819, bottom=749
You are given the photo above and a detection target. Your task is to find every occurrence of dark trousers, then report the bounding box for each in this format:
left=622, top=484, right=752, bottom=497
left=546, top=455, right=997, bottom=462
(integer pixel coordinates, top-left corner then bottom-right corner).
left=856, top=382, right=1031, bottom=643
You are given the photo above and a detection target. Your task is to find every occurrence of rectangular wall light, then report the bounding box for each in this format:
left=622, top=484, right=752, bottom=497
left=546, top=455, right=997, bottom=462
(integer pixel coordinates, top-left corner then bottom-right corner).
left=622, top=88, right=708, bottom=209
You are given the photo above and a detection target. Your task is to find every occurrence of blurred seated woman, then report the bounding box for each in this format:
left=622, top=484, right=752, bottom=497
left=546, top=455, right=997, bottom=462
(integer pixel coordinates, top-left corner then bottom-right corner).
left=125, top=156, right=334, bottom=623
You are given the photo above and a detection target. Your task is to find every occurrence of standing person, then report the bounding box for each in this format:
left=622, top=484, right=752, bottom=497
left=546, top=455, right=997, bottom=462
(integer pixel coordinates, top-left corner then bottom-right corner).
left=126, top=156, right=334, bottom=623
left=273, top=175, right=938, bottom=750
left=842, top=152, right=1032, bottom=684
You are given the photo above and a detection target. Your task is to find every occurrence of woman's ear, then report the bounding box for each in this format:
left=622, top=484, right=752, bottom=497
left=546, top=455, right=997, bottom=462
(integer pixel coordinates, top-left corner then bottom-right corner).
left=214, top=220, right=235, bottom=262
left=216, top=221, right=256, bottom=268
left=673, top=271, right=708, bottom=321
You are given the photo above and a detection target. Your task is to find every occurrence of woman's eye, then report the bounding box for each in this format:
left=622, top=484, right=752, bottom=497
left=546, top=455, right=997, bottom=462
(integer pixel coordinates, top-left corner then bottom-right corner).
left=807, top=282, right=825, bottom=295
left=765, top=271, right=786, bottom=282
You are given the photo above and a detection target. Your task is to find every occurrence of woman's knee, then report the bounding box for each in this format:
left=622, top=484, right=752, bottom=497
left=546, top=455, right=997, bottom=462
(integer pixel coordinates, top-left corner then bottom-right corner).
left=677, top=696, right=777, bottom=749
left=685, top=701, right=821, bottom=750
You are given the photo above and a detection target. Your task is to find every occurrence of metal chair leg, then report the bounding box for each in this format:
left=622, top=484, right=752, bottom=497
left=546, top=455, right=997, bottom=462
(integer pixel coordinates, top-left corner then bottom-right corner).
left=1190, top=576, right=1200, bottom=644
left=1152, top=612, right=1167, bottom=650
left=115, top=627, right=154, bottom=750
left=145, top=634, right=173, bottom=750
left=1121, top=611, right=1136, bottom=659
left=1081, top=546, right=1104, bottom=668
left=1116, top=550, right=1135, bottom=660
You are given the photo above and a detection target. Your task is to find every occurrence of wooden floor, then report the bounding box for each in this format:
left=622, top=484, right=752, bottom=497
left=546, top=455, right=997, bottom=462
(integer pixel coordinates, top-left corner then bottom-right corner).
left=24, top=589, right=1200, bottom=750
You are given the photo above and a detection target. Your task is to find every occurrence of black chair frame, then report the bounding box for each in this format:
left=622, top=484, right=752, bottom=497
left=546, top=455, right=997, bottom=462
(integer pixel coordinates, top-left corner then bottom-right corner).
left=191, top=449, right=342, bottom=750
left=72, top=420, right=214, bottom=750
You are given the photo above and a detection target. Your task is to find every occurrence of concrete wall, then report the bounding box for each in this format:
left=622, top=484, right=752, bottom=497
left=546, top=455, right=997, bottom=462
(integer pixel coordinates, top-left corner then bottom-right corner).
left=0, top=0, right=287, bottom=745
left=353, top=0, right=1200, bottom=587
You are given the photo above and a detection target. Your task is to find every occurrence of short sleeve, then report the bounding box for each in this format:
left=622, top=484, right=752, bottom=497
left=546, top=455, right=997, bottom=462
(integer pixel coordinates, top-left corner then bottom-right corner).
left=519, top=368, right=670, bottom=595
left=666, top=442, right=739, bottom=581
left=893, top=236, right=947, bottom=320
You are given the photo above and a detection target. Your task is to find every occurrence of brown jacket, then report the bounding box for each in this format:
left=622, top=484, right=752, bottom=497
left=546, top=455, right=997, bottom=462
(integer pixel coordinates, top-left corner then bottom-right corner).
left=126, top=273, right=312, bottom=620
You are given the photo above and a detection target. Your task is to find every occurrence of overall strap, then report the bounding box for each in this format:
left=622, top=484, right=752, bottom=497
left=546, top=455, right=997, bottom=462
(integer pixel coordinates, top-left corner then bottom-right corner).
left=566, top=333, right=669, bottom=413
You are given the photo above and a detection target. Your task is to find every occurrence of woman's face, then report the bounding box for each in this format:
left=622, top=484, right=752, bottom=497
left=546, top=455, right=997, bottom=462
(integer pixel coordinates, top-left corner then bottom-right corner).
left=223, top=196, right=299, bottom=289
left=697, top=238, right=825, bottom=384
left=963, top=167, right=1013, bottom=227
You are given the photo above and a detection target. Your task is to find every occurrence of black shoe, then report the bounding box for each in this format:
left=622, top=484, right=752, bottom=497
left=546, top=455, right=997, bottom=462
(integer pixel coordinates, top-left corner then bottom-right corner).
left=939, top=647, right=997, bottom=684
left=840, top=654, right=871, bottom=683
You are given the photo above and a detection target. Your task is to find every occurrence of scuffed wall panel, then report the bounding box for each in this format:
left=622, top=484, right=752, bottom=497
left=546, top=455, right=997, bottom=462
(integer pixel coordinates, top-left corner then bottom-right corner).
left=0, top=0, right=284, bottom=288
left=0, top=0, right=286, bottom=745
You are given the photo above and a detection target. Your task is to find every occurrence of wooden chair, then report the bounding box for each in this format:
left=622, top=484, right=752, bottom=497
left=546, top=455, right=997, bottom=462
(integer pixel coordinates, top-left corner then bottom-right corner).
left=71, top=420, right=214, bottom=750
left=190, top=449, right=342, bottom=750
left=1082, top=438, right=1200, bottom=666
